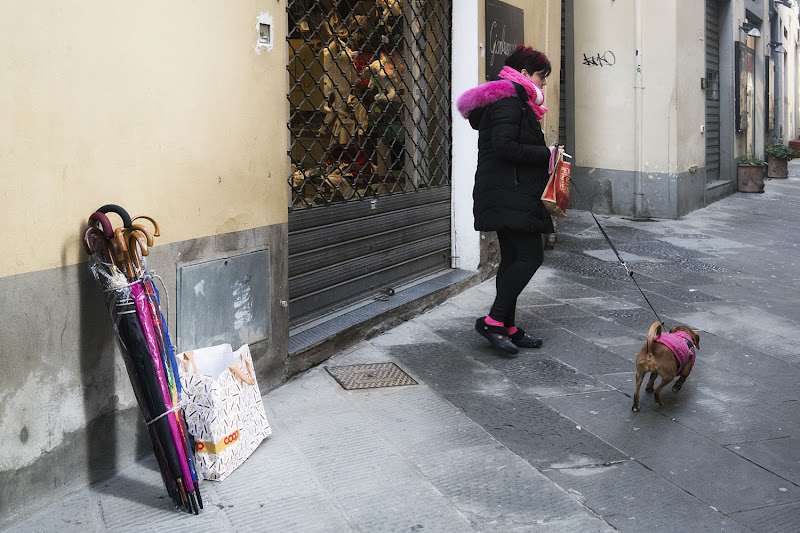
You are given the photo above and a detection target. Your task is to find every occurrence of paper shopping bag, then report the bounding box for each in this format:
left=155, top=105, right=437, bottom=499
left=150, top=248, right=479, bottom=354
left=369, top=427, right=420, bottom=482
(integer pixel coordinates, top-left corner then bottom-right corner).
left=541, top=149, right=571, bottom=217
left=178, top=344, right=271, bottom=481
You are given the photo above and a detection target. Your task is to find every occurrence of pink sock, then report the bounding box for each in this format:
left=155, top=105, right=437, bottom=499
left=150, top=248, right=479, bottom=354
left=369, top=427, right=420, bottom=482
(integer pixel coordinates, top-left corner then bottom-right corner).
left=507, top=326, right=518, bottom=335
left=484, top=316, right=504, bottom=327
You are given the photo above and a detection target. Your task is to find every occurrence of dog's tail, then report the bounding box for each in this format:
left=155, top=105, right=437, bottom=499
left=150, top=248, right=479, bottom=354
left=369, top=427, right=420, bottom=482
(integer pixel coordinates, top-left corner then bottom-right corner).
left=646, top=321, right=663, bottom=357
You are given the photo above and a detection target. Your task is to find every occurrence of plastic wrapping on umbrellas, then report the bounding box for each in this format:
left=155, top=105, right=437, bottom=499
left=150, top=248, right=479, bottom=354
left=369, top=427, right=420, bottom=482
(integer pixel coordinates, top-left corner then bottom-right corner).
left=84, top=207, right=201, bottom=513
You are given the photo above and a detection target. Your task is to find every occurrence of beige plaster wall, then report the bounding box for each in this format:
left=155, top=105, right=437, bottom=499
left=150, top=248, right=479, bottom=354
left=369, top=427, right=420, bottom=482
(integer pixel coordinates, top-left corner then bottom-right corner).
left=573, top=0, right=636, bottom=170
left=676, top=0, right=706, bottom=173
left=0, top=1, right=288, bottom=278
left=573, top=1, right=704, bottom=176
left=640, top=1, right=678, bottom=176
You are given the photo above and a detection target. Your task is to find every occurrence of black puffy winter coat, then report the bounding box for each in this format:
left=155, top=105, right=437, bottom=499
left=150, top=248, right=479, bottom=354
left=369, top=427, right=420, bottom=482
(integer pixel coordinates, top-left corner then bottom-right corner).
left=468, top=84, right=554, bottom=234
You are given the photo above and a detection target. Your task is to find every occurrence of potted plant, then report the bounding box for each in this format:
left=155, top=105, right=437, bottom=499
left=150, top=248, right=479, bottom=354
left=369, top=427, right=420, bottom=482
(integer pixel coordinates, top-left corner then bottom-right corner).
left=765, top=143, right=797, bottom=178
left=737, top=155, right=766, bottom=193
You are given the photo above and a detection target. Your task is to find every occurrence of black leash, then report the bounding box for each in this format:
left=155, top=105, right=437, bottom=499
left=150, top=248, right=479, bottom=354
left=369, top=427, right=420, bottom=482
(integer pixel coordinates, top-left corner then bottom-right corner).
left=567, top=175, right=665, bottom=326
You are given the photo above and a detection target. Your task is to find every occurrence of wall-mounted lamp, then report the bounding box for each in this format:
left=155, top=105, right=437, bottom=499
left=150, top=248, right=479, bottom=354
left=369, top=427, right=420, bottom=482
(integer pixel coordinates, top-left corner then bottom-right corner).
left=768, top=41, right=787, bottom=53
left=740, top=23, right=761, bottom=37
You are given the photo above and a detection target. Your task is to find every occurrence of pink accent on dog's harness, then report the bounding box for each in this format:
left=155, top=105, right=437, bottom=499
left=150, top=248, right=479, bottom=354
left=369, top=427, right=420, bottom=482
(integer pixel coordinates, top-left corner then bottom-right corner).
left=655, top=331, right=696, bottom=373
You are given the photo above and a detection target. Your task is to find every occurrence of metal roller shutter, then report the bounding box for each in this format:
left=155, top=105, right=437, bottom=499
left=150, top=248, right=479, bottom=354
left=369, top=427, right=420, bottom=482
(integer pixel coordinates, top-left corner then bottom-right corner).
left=287, top=0, right=452, bottom=325
left=706, top=0, right=721, bottom=182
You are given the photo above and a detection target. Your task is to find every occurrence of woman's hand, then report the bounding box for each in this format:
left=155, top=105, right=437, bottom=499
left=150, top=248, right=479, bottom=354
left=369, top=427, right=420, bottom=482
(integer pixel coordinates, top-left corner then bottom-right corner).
left=548, top=144, right=565, bottom=174
left=549, top=144, right=565, bottom=159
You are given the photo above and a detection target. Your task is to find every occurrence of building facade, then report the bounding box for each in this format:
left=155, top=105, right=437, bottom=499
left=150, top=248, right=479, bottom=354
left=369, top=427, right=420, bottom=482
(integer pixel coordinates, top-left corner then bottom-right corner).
left=1, top=0, right=798, bottom=525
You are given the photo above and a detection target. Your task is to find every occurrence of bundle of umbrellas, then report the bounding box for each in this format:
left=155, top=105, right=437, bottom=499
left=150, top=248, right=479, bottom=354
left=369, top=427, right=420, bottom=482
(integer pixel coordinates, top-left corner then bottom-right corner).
left=83, top=204, right=202, bottom=514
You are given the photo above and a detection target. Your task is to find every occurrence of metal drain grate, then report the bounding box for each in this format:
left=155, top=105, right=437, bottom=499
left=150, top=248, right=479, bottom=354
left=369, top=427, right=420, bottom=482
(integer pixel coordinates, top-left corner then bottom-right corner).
left=325, top=362, right=417, bottom=390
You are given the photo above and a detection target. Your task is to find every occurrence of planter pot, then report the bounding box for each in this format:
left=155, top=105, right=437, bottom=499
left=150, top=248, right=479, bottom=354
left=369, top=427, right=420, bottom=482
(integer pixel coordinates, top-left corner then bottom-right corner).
left=789, top=139, right=800, bottom=154
left=767, top=156, right=789, bottom=178
left=737, top=165, right=765, bottom=193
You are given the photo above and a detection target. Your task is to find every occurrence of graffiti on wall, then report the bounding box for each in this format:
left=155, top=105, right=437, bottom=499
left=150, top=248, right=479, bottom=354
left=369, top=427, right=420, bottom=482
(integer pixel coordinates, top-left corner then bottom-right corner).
left=582, top=51, right=616, bottom=67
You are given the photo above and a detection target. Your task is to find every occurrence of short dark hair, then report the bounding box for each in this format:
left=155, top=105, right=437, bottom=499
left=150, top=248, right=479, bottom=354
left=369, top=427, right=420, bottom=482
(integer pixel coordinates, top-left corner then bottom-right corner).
left=504, top=45, right=552, bottom=77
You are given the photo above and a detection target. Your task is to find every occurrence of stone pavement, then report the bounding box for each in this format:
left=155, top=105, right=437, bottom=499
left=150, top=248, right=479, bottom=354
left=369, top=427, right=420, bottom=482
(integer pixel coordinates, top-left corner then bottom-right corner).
left=9, top=170, right=800, bottom=532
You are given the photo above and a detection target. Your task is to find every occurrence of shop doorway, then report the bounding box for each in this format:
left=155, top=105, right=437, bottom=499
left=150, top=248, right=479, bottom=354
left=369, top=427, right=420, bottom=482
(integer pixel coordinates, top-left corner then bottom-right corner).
left=286, top=0, right=453, bottom=325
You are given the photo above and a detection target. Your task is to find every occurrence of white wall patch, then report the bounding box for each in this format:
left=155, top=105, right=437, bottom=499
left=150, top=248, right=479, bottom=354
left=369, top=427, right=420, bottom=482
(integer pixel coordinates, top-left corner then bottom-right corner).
left=255, top=12, right=274, bottom=54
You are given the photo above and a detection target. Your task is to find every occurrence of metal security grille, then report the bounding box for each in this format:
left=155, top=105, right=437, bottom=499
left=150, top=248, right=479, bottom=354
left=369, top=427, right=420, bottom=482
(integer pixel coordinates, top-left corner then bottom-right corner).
left=286, top=0, right=452, bottom=326
left=288, top=0, right=452, bottom=208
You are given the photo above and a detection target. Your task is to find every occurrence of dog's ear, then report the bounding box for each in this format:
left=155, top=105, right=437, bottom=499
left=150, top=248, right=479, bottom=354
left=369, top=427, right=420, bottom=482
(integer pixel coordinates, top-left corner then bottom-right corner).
left=671, top=326, right=700, bottom=349
left=691, top=329, right=700, bottom=349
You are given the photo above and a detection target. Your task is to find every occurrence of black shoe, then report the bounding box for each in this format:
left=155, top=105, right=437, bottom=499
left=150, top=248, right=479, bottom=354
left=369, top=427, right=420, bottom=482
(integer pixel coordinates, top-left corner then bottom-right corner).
left=475, top=318, right=519, bottom=355
left=509, top=328, right=543, bottom=348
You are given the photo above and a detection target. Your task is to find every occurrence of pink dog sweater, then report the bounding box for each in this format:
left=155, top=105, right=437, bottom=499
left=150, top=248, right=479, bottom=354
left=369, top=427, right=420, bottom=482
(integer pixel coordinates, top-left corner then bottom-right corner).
left=655, top=331, right=696, bottom=373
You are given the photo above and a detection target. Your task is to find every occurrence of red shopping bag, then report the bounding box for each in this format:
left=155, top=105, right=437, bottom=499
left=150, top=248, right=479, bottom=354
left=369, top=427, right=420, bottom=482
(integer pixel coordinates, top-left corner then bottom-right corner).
left=541, top=149, right=571, bottom=217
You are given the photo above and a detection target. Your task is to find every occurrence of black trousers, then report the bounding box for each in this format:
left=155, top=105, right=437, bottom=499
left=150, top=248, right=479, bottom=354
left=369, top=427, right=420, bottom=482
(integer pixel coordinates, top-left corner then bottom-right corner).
left=488, top=229, right=544, bottom=327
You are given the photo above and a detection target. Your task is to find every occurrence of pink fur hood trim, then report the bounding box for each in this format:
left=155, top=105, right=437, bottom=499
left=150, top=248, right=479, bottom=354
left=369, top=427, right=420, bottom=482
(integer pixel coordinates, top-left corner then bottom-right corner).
left=456, top=80, right=517, bottom=119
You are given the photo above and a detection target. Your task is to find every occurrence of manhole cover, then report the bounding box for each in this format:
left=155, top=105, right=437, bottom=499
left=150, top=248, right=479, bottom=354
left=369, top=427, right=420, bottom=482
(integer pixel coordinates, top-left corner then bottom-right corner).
left=325, top=362, right=417, bottom=390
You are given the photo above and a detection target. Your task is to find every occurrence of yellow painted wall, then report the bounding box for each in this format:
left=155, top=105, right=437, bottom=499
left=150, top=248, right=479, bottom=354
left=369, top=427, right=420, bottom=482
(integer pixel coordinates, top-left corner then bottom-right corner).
left=477, top=0, right=562, bottom=144
left=0, top=1, right=288, bottom=278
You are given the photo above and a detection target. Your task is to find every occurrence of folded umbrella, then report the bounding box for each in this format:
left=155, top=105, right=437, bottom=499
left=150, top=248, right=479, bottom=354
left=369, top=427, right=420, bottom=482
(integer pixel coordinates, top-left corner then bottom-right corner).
left=113, top=287, right=184, bottom=509
left=142, top=277, right=203, bottom=510
left=131, top=281, right=198, bottom=513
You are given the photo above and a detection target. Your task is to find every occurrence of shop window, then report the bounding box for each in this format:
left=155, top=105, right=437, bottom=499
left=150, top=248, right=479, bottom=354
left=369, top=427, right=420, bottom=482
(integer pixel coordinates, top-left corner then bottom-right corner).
left=287, top=0, right=452, bottom=209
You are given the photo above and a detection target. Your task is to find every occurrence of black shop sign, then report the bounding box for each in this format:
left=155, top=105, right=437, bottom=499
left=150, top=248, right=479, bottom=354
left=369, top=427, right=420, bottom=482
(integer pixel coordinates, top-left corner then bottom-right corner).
left=485, top=0, right=524, bottom=80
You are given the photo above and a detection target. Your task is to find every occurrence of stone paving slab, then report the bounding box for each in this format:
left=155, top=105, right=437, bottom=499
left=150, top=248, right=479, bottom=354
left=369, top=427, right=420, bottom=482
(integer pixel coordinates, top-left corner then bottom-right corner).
left=343, top=385, right=498, bottom=456
left=726, top=436, right=800, bottom=486
left=387, top=341, right=515, bottom=394
left=542, top=460, right=751, bottom=532
left=674, top=305, right=799, bottom=363
left=522, top=327, right=634, bottom=376
left=444, top=389, right=628, bottom=471
left=10, top=491, right=102, bottom=533
left=409, top=444, right=611, bottom=532
left=543, top=316, right=644, bottom=354
left=542, top=391, right=800, bottom=514
left=729, top=500, right=800, bottom=533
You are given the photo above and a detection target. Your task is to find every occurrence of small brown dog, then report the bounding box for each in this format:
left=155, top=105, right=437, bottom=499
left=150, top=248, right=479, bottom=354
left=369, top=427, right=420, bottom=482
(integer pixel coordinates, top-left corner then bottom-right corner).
left=632, top=321, right=700, bottom=412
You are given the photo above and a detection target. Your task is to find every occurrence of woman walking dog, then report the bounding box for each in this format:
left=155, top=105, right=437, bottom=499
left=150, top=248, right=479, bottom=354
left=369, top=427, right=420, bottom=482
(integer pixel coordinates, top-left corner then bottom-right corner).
left=457, top=45, right=562, bottom=356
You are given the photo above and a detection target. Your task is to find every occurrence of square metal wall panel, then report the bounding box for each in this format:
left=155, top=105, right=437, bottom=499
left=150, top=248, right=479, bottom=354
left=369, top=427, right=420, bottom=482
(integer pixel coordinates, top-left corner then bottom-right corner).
left=177, top=250, right=270, bottom=352
left=326, top=363, right=418, bottom=390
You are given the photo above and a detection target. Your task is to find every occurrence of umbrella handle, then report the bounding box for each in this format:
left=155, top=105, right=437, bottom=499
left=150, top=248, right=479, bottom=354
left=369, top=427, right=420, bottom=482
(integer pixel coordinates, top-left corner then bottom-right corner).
left=88, top=212, right=114, bottom=239
left=83, top=226, right=114, bottom=264
left=97, top=204, right=132, bottom=228
left=83, top=226, right=105, bottom=255
left=127, top=231, right=148, bottom=275
left=132, top=215, right=161, bottom=237
left=128, top=230, right=150, bottom=256
left=111, top=227, right=135, bottom=279
left=125, top=224, right=155, bottom=247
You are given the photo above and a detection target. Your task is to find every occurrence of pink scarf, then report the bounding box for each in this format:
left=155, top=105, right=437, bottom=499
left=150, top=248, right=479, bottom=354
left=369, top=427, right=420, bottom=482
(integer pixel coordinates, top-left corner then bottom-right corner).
left=497, top=66, right=547, bottom=121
